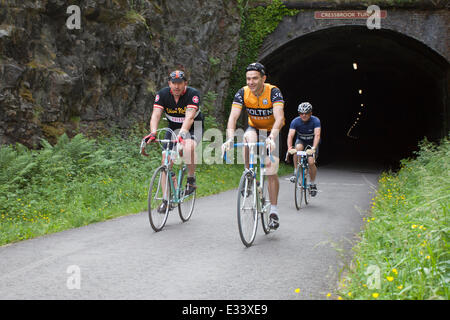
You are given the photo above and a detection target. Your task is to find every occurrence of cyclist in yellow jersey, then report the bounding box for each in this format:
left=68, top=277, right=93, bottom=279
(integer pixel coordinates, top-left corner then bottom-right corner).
left=223, top=62, right=285, bottom=230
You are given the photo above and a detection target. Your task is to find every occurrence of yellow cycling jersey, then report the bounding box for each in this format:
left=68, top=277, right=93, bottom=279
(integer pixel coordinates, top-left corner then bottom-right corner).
left=232, top=83, right=284, bottom=131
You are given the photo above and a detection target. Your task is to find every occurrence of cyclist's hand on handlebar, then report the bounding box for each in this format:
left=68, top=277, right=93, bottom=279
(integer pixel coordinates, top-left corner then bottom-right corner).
left=287, top=148, right=297, bottom=155
left=144, top=132, right=156, bottom=144
left=177, top=131, right=188, bottom=144
left=306, top=148, right=315, bottom=156
left=265, top=136, right=276, bottom=152
left=221, top=138, right=233, bottom=158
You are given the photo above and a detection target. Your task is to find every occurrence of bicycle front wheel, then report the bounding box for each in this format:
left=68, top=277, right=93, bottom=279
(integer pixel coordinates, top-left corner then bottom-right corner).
left=237, top=171, right=258, bottom=247
left=303, top=168, right=310, bottom=205
left=148, top=166, right=171, bottom=232
left=294, top=168, right=303, bottom=210
left=178, top=166, right=196, bottom=222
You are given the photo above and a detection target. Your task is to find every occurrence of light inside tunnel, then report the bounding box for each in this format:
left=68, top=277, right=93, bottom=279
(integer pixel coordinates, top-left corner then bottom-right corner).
left=262, top=26, right=449, bottom=169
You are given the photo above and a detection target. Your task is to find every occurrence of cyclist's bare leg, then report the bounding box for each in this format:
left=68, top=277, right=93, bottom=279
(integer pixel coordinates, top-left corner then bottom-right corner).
left=308, top=155, right=317, bottom=182
left=267, top=174, right=279, bottom=205
left=161, top=152, right=176, bottom=195
left=265, top=155, right=280, bottom=205
left=294, top=143, right=304, bottom=171
left=182, top=138, right=197, bottom=177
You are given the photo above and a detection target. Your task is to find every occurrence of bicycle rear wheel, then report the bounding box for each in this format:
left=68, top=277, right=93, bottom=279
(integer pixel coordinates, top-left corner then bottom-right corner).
left=294, top=168, right=303, bottom=210
left=148, top=166, right=171, bottom=232
left=178, top=166, right=196, bottom=222
left=260, top=177, right=271, bottom=234
left=237, top=171, right=258, bottom=247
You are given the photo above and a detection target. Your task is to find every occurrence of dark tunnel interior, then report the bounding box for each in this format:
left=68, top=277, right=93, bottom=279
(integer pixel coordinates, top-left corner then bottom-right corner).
left=262, top=26, right=449, bottom=171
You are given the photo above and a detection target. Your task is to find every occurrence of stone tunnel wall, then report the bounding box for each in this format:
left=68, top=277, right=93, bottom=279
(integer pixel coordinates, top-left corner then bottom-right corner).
left=259, top=7, right=449, bottom=63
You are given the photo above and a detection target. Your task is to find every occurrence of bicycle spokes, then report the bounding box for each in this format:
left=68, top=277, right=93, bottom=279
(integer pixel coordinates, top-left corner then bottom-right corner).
left=237, top=173, right=258, bottom=247
left=178, top=167, right=196, bottom=222
left=148, top=166, right=171, bottom=231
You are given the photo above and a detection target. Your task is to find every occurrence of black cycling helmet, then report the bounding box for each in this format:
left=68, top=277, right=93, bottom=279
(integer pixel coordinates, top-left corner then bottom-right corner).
left=298, top=102, right=313, bottom=114
left=168, top=70, right=187, bottom=83
left=246, top=62, right=265, bottom=76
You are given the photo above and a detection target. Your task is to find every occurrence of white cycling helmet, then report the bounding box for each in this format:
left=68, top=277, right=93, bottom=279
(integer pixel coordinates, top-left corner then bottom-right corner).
left=298, top=102, right=312, bottom=114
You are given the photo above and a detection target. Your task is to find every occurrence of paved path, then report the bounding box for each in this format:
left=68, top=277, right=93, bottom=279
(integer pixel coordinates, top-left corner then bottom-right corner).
left=0, top=164, right=380, bottom=300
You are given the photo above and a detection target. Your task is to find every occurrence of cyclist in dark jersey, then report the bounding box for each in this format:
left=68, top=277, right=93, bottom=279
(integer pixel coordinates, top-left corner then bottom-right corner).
left=287, top=102, right=321, bottom=196
left=142, top=70, right=204, bottom=208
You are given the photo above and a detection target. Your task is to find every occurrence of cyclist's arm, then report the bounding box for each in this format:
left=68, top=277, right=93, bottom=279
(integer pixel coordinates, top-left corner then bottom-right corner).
left=226, top=106, right=242, bottom=140
left=312, top=127, right=321, bottom=150
left=180, top=108, right=196, bottom=135
left=268, top=104, right=284, bottom=140
left=287, top=128, right=296, bottom=150
left=150, top=107, right=163, bottom=133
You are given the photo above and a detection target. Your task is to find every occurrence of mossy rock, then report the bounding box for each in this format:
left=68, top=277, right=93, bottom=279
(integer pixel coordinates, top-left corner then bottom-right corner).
left=19, top=87, right=34, bottom=103
left=41, top=122, right=65, bottom=142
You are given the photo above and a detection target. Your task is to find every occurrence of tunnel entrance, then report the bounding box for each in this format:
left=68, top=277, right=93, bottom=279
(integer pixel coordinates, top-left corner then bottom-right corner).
left=262, top=26, right=449, bottom=170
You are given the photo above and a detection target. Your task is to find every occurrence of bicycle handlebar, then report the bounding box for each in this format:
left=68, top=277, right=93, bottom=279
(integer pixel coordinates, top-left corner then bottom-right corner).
left=233, top=142, right=265, bottom=147
left=140, top=136, right=179, bottom=157
left=223, top=142, right=275, bottom=164
left=154, top=139, right=179, bottom=144
left=285, top=148, right=313, bottom=162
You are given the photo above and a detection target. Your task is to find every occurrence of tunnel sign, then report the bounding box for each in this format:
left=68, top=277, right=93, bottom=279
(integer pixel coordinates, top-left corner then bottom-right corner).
left=314, top=10, right=387, bottom=19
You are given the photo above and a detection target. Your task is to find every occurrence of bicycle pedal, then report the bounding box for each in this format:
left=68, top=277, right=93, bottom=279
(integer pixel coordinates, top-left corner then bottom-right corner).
left=269, top=220, right=279, bottom=230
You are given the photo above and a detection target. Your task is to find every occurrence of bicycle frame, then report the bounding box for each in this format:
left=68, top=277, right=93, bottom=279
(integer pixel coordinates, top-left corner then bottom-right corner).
left=296, top=150, right=309, bottom=190
left=231, top=142, right=275, bottom=211
left=140, top=132, right=185, bottom=205
left=234, top=142, right=267, bottom=212
left=157, top=139, right=187, bottom=205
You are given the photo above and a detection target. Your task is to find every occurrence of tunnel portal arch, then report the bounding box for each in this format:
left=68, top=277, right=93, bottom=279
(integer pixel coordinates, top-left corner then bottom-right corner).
left=259, top=15, right=449, bottom=168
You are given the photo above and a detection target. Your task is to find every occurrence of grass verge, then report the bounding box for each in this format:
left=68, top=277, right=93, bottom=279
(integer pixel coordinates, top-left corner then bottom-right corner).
left=333, top=138, right=449, bottom=300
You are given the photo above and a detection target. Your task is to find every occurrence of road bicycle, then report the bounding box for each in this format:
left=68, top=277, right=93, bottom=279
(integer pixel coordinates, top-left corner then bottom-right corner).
left=140, top=128, right=196, bottom=232
left=288, top=147, right=313, bottom=210
left=224, top=141, right=274, bottom=247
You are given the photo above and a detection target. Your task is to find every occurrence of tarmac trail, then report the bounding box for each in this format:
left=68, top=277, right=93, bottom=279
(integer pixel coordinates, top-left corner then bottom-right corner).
left=0, top=164, right=379, bottom=299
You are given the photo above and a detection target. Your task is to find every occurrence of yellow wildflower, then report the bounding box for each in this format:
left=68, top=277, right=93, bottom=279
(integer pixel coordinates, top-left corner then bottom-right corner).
left=392, top=268, right=398, bottom=275
left=372, top=293, right=379, bottom=298
left=386, top=276, right=394, bottom=282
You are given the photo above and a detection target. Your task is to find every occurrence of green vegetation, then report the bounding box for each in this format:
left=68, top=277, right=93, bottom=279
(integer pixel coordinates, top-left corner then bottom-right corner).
left=225, top=0, right=298, bottom=123
left=333, top=138, right=449, bottom=300
left=0, top=133, right=291, bottom=246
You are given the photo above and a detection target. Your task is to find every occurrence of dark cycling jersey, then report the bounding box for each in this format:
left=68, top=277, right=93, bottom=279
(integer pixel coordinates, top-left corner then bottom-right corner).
left=289, top=115, right=321, bottom=142
left=153, top=86, right=204, bottom=130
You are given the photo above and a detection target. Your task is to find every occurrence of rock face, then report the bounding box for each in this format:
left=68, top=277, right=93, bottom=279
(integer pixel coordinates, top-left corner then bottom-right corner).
left=0, top=0, right=241, bottom=147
